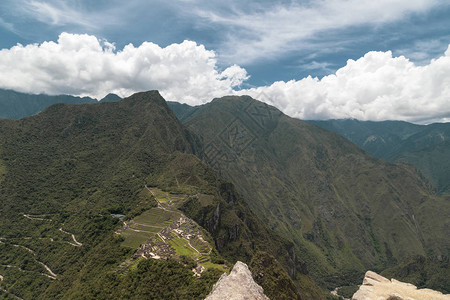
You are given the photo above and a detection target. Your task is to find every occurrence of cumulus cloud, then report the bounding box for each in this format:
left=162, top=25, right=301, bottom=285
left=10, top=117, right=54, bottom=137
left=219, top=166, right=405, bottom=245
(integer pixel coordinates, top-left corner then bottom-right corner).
left=0, top=32, right=248, bottom=102
left=0, top=32, right=449, bottom=123
left=239, top=46, right=450, bottom=123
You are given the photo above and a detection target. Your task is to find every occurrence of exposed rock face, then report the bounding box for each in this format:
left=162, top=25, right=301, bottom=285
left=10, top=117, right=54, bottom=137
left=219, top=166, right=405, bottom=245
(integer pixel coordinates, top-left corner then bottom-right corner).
left=205, top=261, right=269, bottom=300
left=352, top=271, right=450, bottom=300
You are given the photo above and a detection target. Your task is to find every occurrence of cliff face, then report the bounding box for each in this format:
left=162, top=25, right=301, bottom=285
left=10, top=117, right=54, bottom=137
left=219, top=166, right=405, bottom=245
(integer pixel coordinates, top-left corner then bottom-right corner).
left=352, top=271, right=450, bottom=300
left=205, top=261, right=269, bottom=300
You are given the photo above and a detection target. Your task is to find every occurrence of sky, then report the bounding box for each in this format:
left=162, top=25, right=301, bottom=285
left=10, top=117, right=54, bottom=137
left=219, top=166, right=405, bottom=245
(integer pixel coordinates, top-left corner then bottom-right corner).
left=0, top=0, right=449, bottom=123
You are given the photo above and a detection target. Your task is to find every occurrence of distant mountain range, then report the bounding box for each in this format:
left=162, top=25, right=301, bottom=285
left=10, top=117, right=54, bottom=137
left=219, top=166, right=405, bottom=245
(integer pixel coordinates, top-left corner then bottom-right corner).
left=307, top=119, right=450, bottom=194
left=0, top=88, right=121, bottom=120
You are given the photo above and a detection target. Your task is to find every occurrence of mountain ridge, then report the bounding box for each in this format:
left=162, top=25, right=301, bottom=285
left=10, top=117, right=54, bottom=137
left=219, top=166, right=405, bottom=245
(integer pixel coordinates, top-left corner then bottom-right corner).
left=173, top=96, right=450, bottom=290
left=0, top=88, right=121, bottom=120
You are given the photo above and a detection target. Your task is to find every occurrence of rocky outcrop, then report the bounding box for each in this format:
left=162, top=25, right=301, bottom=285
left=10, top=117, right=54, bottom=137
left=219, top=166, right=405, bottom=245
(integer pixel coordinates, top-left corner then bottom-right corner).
left=352, top=271, right=450, bottom=300
left=205, top=261, right=269, bottom=300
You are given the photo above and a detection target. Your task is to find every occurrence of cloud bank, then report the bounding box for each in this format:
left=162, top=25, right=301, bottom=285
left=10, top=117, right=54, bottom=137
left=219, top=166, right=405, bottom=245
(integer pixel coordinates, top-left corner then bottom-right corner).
left=0, top=32, right=248, bottom=102
left=240, top=47, right=450, bottom=123
left=0, top=32, right=449, bottom=123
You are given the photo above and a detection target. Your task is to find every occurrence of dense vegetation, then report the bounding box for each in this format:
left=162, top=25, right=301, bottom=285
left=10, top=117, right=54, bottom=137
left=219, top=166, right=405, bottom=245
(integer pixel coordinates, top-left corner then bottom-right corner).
left=0, top=91, right=321, bottom=299
left=174, top=96, right=450, bottom=291
left=308, top=119, right=450, bottom=194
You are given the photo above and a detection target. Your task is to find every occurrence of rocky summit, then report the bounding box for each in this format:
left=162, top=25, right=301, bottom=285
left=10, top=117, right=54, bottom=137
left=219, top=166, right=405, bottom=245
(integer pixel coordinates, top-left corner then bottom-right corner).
left=352, top=271, right=450, bottom=300
left=205, top=261, right=269, bottom=300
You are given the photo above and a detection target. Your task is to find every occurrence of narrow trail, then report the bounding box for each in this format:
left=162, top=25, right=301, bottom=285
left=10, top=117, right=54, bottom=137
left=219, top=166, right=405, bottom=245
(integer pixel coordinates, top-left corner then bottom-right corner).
left=6, top=242, right=57, bottom=279
left=22, top=214, right=81, bottom=247
left=145, top=186, right=172, bottom=212
left=12, top=244, right=34, bottom=255
left=0, top=286, right=24, bottom=300
left=59, top=228, right=82, bottom=247
left=172, top=232, right=201, bottom=255
left=1, top=263, right=55, bottom=280
left=23, top=214, right=51, bottom=221
left=186, top=239, right=201, bottom=254
left=37, top=262, right=57, bottom=279
left=157, top=232, right=163, bottom=241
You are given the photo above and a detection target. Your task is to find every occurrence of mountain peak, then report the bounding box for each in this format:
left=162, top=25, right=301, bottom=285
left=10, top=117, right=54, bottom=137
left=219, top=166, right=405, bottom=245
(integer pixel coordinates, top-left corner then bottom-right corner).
left=99, top=93, right=121, bottom=103
left=122, top=90, right=166, bottom=106
left=205, top=261, right=269, bottom=300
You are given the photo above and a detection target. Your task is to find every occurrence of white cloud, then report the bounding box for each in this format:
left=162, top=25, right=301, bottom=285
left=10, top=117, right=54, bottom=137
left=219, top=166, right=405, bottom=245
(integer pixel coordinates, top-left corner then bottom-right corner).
left=0, top=32, right=448, bottom=124
left=238, top=46, right=450, bottom=124
left=194, top=0, right=444, bottom=64
left=0, top=17, right=16, bottom=33
left=0, top=32, right=248, bottom=102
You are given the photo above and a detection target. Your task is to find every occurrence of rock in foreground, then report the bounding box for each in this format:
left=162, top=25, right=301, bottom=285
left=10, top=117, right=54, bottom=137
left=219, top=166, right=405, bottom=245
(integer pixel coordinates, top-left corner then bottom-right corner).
left=352, top=271, right=450, bottom=300
left=205, top=261, right=269, bottom=300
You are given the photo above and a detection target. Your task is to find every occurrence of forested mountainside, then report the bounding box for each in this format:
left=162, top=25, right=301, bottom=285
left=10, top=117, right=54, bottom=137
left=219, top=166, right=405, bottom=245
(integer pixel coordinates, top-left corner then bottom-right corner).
left=308, top=119, right=450, bottom=194
left=0, top=88, right=121, bottom=120
left=0, top=91, right=322, bottom=299
left=170, top=97, right=450, bottom=292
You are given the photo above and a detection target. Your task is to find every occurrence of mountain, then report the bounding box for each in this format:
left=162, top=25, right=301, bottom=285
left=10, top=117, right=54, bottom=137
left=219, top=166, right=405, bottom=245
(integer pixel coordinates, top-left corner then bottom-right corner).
left=0, top=91, right=321, bottom=299
left=99, top=93, right=122, bottom=103
left=170, top=96, right=450, bottom=291
left=0, top=88, right=121, bottom=120
left=308, top=119, right=450, bottom=194
left=167, top=100, right=201, bottom=122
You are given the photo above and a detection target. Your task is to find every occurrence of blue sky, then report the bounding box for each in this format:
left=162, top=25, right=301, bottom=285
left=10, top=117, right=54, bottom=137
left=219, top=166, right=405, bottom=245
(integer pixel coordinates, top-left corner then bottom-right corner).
left=0, top=0, right=449, bottom=122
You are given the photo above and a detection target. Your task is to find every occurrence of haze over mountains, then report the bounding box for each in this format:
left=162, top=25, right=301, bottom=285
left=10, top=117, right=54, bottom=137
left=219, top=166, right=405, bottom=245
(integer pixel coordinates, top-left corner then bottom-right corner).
left=0, top=88, right=121, bottom=120
left=0, top=90, right=449, bottom=299
left=308, top=119, right=450, bottom=194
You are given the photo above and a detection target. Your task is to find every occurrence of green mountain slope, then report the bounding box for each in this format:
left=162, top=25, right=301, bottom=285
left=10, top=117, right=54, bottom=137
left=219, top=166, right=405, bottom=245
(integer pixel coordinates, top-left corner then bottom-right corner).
left=0, top=88, right=121, bottom=120
left=307, top=119, right=450, bottom=194
left=181, top=96, right=450, bottom=290
left=0, top=91, right=321, bottom=299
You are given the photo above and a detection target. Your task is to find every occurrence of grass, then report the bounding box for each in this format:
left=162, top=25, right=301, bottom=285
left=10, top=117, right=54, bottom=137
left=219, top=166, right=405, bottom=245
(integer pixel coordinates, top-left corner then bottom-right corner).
left=168, top=238, right=198, bottom=258
left=133, top=208, right=180, bottom=227
left=121, top=231, right=154, bottom=249
left=151, top=188, right=186, bottom=204
left=120, top=207, right=179, bottom=249
left=129, top=224, right=162, bottom=232
left=189, top=236, right=210, bottom=254
left=200, top=261, right=229, bottom=273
